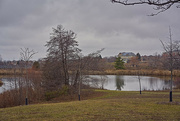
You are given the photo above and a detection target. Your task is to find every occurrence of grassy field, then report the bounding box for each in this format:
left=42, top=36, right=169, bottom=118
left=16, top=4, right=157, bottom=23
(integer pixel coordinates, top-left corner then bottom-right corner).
left=0, top=90, right=180, bottom=121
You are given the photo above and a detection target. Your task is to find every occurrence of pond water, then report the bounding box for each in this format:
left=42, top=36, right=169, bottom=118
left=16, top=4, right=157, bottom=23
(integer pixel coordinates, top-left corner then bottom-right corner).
left=0, top=75, right=180, bottom=93
left=89, top=75, right=180, bottom=91
left=0, top=77, right=26, bottom=93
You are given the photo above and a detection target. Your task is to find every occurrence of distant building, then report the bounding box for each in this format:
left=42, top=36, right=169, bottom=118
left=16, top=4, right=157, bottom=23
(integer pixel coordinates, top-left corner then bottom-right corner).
left=0, top=60, right=34, bottom=69
left=118, top=52, right=136, bottom=63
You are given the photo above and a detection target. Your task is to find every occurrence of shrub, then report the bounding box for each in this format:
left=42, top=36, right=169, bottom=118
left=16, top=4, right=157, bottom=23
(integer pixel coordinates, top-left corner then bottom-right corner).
left=45, top=85, right=70, bottom=101
left=45, top=91, right=59, bottom=101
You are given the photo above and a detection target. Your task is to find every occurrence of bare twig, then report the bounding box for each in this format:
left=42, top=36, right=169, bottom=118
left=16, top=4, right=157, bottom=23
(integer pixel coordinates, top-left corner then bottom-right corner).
left=111, top=0, right=180, bottom=15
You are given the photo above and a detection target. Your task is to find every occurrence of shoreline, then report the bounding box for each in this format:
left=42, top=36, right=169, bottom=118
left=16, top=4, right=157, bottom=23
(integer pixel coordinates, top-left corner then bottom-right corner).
left=88, top=69, right=180, bottom=77
left=1, top=69, right=180, bottom=77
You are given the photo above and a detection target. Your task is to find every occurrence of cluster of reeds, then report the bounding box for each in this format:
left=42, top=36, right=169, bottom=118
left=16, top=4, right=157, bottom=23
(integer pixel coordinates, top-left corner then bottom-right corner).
left=0, top=69, right=25, bottom=75
left=89, top=69, right=180, bottom=77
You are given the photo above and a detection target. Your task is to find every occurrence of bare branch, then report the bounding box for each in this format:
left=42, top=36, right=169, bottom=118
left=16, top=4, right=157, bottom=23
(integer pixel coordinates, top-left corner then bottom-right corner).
left=111, top=0, right=180, bottom=15
left=111, top=0, right=180, bottom=6
left=20, top=47, right=37, bottom=61
left=160, top=39, right=168, bottom=52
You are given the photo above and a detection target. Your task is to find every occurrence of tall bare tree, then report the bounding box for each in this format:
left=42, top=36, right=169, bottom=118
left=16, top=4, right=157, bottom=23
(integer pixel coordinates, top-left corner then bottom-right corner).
left=20, top=47, right=37, bottom=105
left=160, top=27, right=180, bottom=102
left=111, top=0, right=180, bottom=15
left=73, top=49, right=105, bottom=100
left=43, top=25, right=105, bottom=101
left=44, top=25, right=81, bottom=89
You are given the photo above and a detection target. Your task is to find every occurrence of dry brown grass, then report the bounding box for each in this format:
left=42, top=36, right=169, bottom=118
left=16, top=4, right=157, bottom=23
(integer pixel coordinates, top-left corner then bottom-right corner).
left=0, top=69, right=41, bottom=75
left=0, top=69, right=25, bottom=75
left=89, top=69, right=180, bottom=77
left=1, top=68, right=180, bottom=77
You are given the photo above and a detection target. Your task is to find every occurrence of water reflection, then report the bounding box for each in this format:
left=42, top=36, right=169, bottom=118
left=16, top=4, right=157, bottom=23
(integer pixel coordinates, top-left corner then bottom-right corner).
left=1, top=75, right=180, bottom=93
left=90, top=75, right=179, bottom=91
left=115, top=76, right=124, bottom=91
left=0, top=77, right=26, bottom=93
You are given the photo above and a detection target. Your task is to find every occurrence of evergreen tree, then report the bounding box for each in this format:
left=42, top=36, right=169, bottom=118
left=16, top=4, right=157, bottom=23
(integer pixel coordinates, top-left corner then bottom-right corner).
left=114, top=57, right=125, bottom=69
left=136, top=53, right=141, bottom=61
left=32, top=61, right=40, bottom=70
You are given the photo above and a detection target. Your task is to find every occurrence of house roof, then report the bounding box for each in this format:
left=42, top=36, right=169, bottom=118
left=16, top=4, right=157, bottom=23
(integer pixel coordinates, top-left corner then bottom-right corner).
left=119, top=52, right=135, bottom=56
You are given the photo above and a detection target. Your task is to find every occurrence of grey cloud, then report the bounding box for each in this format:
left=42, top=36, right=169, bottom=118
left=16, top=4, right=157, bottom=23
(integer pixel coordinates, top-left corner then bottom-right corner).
left=0, top=0, right=179, bottom=60
left=0, top=0, right=44, bottom=26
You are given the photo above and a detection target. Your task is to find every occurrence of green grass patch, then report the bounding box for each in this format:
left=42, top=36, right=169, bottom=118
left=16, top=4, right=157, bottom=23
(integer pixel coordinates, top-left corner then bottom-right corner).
left=0, top=90, right=180, bottom=120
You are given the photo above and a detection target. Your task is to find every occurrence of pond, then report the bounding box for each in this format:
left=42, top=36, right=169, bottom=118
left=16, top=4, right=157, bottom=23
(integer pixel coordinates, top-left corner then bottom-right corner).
left=89, top=75, right=180, bottom=91
left=0, top=75, right=180, bottom=93
left=0, top=77, right=26, bottom=94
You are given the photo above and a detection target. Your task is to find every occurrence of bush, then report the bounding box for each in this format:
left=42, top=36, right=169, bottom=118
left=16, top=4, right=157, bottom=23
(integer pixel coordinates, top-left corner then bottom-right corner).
left=45, top=91, right=59, bottom=101
left=45, top=85, right=70, bottom=101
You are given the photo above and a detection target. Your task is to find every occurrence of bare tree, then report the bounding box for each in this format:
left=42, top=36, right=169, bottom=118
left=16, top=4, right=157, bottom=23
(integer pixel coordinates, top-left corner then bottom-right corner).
left=43, top=25, right=81, bottom=94
left=111, top=0, right=180, bottom=15
left=20, top=47, right=37, bottom=105
left=129, top=56, right=139, bottom=68
left=68, top=48, right=105, bottom=90
left=43, top=25, right=106, bottom=101
left=77, top=49, right=105, bottom=100
left=148, top=53, right=162, bottom=69
left=160, top=27, right=180, bottom=102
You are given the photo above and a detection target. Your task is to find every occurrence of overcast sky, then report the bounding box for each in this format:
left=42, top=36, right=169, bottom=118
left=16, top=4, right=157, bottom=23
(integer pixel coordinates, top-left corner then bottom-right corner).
left=0, top=0, right=180, bottom=60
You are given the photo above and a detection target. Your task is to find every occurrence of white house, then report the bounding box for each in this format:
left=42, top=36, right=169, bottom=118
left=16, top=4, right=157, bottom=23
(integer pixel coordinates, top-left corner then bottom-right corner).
left=118, top=52, right=136, bottom=63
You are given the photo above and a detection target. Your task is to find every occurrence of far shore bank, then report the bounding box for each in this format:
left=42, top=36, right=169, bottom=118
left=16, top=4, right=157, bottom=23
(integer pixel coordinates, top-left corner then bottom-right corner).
left=0, top=69, right=39, bottom=76
left=89, top=69, right=180, bottom=77
left=1, top=69, right=180, bottom=77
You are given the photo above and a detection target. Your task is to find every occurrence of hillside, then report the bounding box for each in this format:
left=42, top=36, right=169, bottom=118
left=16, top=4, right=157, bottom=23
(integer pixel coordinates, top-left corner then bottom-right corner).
left=0, top=90, right=180, bottom=120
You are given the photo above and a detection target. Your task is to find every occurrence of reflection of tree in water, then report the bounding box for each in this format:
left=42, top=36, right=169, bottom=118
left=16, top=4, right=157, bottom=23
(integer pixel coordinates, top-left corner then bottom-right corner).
left=146, top=77, right=171, bottom=91
left=158, top=77, right=180, bottom=89
left=84, top=75, right=108, bottom=89
left=148, top=77, right=157, bottom=90
left=98, top=75, right=108, bottom=89
left=173, top=77, right=180, bottom=89
left=116, top=75, right=125, bottom=90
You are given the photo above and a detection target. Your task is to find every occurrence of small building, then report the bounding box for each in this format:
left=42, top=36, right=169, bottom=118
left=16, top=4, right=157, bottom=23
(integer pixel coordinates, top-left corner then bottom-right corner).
left=118, top=52, right=136, bottom=63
